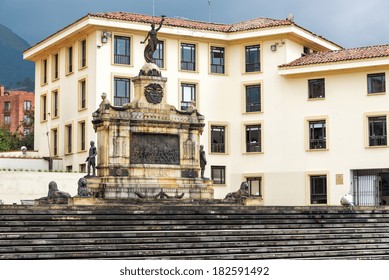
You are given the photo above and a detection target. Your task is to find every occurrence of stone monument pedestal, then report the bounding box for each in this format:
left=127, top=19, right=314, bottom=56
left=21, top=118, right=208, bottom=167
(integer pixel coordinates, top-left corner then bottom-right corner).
left=89, top=63, right=213, bottom=200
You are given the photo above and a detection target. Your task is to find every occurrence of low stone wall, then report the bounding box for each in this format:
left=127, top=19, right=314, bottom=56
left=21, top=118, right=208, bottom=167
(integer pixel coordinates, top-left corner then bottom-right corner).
left=0, top=171, right=84, bottom=204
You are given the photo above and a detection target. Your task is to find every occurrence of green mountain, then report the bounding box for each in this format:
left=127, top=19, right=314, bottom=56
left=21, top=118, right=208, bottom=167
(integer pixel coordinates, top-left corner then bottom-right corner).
left=0, top=24, right=34, bottom=91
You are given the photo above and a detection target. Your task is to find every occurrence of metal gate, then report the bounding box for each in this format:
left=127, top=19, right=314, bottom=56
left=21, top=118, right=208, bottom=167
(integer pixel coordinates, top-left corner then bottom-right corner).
left=352, top=169, right=389, bottom=206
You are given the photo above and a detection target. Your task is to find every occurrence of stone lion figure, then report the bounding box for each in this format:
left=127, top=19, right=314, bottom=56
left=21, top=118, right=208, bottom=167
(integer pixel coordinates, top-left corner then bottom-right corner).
left=77, top=177, right=91, bottom=197
left=224, top=182, right=250, bottom=201
left=47, top=181, right=71, bottom=199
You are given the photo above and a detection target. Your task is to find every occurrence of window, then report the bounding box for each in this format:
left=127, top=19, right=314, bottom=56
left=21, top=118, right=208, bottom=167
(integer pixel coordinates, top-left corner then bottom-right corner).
left=153, top=41, right=164, bottom=68
left=66, top=165, right=73, bottom=172
left=23, top=128, right=30, bottom=136
left=310, top=175, right=327, bottom=204
left=23, top=115, right=31, bottom=126
left=52, top=53, right=59, bottom=80
left=309, top=120, right=326, bottom=149
left=245, top=84, right=261, bottom=112
left=51, top=128, right=58, bottom=156
left=368, top=116, right=387, bottom=146
left=114, top=36, right=130, bottom=65
left=245, top=44, right=260, bottom=72
left=308, top=78, right=325, bottom=99
left=4, top=101, right=10, bottom=112
left=181, top=43, right=196, bottom=71
left=52, top=90, right=59, bottom=118
left=41, top=94, right=47, bottom=121
left=245, top=124, right=261, bottom=153
left=180, top=83, right=196, bottom=110
left=210, top=46, right=225, bottom=74
left=211, top=166, right=225, bottom=184
left=41, top=58, right=48, bottom=84
left=79, top=164, right=86, bottom=173
left=66, top=45, right=73, bottom=74
left=80, top=39, right=87, bottom=68
left=24, top=101, right=31, bottom=111
left=114, top=77, right=130, bottom=106
left=79, top=79, right=86, bottom=110
left=368, top=73, right=386, bottom=94
left=246, top=177, right=262, bottom=196
left=4, top=115, right=10, bottom=125
left=65, top=124, right=72, bottom=154
left=211, top=125, right=225, bottom=153
left=79, top=121, right=86, bottom=151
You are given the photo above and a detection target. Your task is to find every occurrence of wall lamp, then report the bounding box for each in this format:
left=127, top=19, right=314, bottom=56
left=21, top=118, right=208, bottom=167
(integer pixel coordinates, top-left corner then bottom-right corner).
left=101, top=31, right=112, bottom=44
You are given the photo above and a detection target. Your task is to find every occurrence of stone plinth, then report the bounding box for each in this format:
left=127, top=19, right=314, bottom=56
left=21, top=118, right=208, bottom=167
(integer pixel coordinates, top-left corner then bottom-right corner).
left=90, top=63, right=213, bottom=200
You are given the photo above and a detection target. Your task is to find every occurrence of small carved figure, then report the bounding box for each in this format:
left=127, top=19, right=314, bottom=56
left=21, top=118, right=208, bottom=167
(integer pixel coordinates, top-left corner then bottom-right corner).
left=140, top=16, right=165, bottom=63
left=48, top=181, right=71, bottom=199
left=77, top=177, right=91, bottom=197
left=85, top=141, right=97, bottom=177
left=224, top=182, right=250, bottom=201
left=199, top=145, right=207, bottom=179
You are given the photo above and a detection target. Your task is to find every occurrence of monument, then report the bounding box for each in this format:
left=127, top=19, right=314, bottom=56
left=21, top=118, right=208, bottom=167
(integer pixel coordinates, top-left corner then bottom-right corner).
left=87, top=17, right=213, bottom=200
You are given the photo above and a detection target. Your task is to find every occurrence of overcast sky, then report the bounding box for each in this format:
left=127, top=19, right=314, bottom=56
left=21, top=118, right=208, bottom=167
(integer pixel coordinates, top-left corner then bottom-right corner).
left=1, top=0, right=389, bottom=48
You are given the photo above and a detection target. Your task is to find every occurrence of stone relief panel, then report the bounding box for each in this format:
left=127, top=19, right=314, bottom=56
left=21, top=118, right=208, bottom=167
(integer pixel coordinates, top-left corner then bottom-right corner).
left=130, top=133, right=180, bottom=165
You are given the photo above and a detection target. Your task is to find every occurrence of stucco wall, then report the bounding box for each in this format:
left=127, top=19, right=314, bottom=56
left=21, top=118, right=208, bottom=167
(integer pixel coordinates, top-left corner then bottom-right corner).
left=0, top=171, right=83, bottom=204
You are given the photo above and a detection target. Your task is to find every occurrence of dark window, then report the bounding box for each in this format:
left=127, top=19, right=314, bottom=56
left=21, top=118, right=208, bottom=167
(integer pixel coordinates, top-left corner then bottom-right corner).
left=308, top=78, right=325, bottom=99
left=114, top=36, right=130, bottom=65
left=153, top=41, right=164, bottom=68
left=369, top=116, right=387, bottom=146
left=66, top=125, right=72, bottom=154
left=53, top=91, right=58, bottom=117
left=79, top=164, right=86, bottom=173
left=80, top=122, right=86, bottom=151
left=246, top=125, right=261, bottom=152
left=181, top=43, right=196, bottom=71
left=210, top=46, right=225, bottom=74
left=4, top=101, right=10, bottom=112
left=80, top=39, right=87, bottom=67
left=211, top=125, right=225, bottom=153
left=310, top=175, right=327, bottom=204
left=52, top=129, right=58, bottom=156
left=211, top=166, right=225, bottom=184
left=114, top=77, right=130, bottom=106
left=181, top=83, right=196, bottom=110
left=68, top=46, right=73, bottom=73
left=247, top=177, right=262, bottom=196
left=246, top=84, right=261, bottom=112
left=42, top=59, right=47, bottom=84
left=53, top=53, right=59, bottom=79
left=245, top=45, right=260, bottom=72
left=66, top=165, right=73, bottom=172
left=309, top=120, right=326, bottom=149
left=4, top=115, right=10, bottom=125
left=80, top=80, right=86, bottom=109
left=24, top=101, right=31, bottom=111
left=42, top=95, right=47, bottom=121
left=368, top=73, right=386, bottom=94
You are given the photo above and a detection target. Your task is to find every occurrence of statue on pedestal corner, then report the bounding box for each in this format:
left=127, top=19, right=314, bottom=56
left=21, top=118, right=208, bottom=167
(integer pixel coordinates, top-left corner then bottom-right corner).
left=85, top=141, right=97, bottom=177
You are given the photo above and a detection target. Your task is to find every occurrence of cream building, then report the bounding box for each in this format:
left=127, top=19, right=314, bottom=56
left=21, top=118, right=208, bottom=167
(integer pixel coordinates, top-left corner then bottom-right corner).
left=24, top=12, right=389, bottom=206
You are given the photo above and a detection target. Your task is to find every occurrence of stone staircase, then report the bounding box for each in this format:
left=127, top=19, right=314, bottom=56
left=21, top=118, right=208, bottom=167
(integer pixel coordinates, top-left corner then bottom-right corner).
left=0, top=203, right=389, bottom=259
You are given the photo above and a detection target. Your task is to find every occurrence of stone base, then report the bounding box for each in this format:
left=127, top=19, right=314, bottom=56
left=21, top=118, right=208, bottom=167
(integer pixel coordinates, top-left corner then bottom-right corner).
left=243, top=197, right=264, bottom=206
left=69, top=197, right=105, bottom=206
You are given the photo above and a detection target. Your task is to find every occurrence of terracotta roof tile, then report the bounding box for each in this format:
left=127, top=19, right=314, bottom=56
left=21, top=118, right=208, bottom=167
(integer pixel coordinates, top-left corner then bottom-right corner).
left=280, top=44, right=389, bottom=68
left=89, top=12, right=292, bottom=33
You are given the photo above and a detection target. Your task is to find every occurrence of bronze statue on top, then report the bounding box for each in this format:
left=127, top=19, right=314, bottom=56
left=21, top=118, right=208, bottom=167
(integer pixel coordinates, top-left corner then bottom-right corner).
left=141, top=15, right=166, bottom=64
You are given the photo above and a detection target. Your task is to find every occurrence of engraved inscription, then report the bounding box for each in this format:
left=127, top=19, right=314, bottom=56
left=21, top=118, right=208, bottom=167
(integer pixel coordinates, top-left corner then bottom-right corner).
left=130, top=133, right=180, bottom=165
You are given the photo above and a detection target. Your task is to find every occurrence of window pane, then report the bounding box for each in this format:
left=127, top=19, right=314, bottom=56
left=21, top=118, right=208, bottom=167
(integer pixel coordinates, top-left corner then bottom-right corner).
left=210, top=46, right=225, bottom=74
left=310, top=175, right=327, bottom=204
left=245, top=45, right=260, bottom=72
left=369, top=116, right=387, bottom=146
left=246, top=85, right=261, bottom=112
left=246, top=125, right=261, bottom=152
left=181, top=83, right=196, bottom=110
left=211, top=126, right=225, bottom=153
left=153, top=41, right=164, bottom=68
left=114, top=36, right=131, bottom=64
left=114, top=78, right=130, bottom=106
left=181, top=43, right=195, bottom=71
left=247, top=177, right=261, bottom=196
left=368, top=73, right=386, bottom=94
left=308, top=78, right=325, bottom=98
left=309, top=120, right=326, bottom=149
left=211, top=166, right=225, bottom=184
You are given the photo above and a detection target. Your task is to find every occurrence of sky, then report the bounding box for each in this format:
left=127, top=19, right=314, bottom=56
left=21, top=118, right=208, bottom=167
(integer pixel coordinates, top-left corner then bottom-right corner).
left=1, top=0, right=389, bottom=48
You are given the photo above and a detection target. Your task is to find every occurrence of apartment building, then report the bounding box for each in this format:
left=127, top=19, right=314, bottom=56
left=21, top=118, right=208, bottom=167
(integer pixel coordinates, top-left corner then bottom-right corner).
left=23, top=12, right=389, bottom=206
left=0, top=85, right=34, bottom=135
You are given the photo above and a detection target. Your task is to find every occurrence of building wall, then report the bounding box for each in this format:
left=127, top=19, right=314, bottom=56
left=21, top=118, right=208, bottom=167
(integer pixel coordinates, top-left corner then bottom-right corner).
left=0, top=85, right=34, bottom=134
